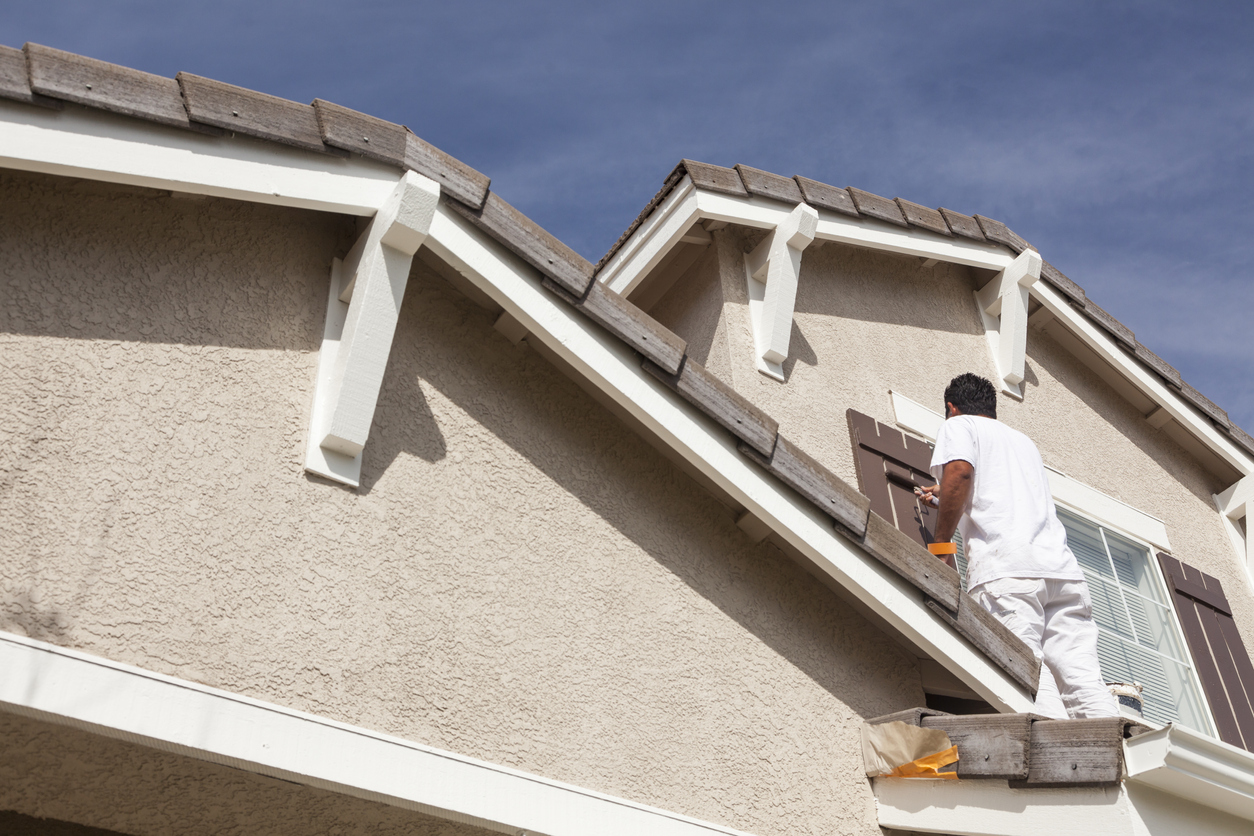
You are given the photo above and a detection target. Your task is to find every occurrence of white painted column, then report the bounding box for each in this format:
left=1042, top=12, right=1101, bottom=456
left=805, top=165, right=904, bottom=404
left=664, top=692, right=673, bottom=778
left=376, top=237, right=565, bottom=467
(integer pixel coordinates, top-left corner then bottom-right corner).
left=975, top=248, right=1042, bottom=398
left=304, top=171, right=440, bottom=487
left=743, top=202, right=819, bottom=380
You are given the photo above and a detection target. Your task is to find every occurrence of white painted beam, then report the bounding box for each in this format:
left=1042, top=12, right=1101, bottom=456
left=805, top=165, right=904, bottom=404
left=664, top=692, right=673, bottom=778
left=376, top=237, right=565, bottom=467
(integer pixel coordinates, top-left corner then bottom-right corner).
left=975, top=249, right=1042, bottom=398
left=600, top=177, right=701, bottom=296
left=0, top=631, right=760, bottom=836
left=743, top=202, right=818, bottom=380
left=694, top=190, right=1017, bottom=272
left=0, top=99, right=399, bottom=215
left=424, top=203, right=1036, bottom=714
left=304, top=171, right=439, bottom=486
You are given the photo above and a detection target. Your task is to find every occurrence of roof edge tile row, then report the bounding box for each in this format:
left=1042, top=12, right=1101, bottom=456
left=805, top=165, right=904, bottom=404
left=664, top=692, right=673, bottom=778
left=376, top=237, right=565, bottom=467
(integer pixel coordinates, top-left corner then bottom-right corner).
left=594, top=157, right=1254, bottom=459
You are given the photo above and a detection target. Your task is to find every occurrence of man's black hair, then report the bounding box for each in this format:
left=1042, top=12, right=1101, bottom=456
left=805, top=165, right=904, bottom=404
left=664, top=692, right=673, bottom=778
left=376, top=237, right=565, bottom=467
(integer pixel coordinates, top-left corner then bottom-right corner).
left=944, top=373, right=997, bottom=419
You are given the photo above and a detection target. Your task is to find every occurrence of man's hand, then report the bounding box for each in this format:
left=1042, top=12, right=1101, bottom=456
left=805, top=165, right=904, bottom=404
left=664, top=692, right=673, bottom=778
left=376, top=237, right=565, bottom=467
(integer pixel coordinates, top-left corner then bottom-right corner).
left=914, top=484, right=940, bottom=507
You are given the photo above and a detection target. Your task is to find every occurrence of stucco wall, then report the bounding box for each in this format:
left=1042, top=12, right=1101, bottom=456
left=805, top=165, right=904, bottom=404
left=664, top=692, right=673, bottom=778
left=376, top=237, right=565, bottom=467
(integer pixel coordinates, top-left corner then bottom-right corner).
left=0, top=171, right=924, bottom=836
left=651, top=225, right=1254, bottom=680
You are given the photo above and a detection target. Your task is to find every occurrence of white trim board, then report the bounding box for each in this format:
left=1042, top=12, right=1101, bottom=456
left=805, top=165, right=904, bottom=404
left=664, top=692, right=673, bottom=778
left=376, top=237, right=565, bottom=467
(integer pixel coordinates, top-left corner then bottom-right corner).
left=872, top=770, right=1254, bottom=835
left=888, top=391, right=1172, bottom=551
left=598, top=181, right=1015, bottom=299
left=0, top=631, right=760, bottom=836
left=0, top=99, right=400, bottom=216
left=1032, top=282, right=1254, bottom=477
left=426, top=204, right=1035, bottom=714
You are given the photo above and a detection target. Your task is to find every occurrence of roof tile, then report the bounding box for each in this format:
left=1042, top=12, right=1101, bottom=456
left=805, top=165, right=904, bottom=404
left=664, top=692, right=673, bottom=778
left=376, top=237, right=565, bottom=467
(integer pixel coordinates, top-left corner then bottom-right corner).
left=974, top=215, right=1035, bottom=253
left=1082, top=299, right=1136, bottom=349
left=848, top=187, right=908, bottom=227
left=313, top=98, right=406, bottom=166
left=0, top=44, right=59, bottom=108
left=26, top=43, right=201, bottom=131
left=645, top=357, right=779, bottom=456
left=177, top=72, right=342, bottom=155
left=680, top=159, right=747, bottom=197
left=794, top=176, right=858, bottom=217
left=1224, top=423, right=1254, bottom=459
left=1180, top=381, right=1230, bottom=429
left=447, top=191, right=594, bottom=297
left=895, top=198, right=951, bottom=236
left=404, top=129, right=491, bottom=210
left=594, top=163, right=688, bottom=273
left=1133, top=343, right=1182, bottom=389
left=734, top=164, right=803, bottom=204
left=1040, top=260, right=1085, bottom=305
left=937, top=207, right=984, bottom=241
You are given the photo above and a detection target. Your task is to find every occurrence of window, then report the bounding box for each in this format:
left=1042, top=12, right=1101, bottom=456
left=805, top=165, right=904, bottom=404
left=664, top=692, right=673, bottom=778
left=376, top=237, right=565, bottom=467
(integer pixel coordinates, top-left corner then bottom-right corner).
left=955, top=511, right=1210, bottom=730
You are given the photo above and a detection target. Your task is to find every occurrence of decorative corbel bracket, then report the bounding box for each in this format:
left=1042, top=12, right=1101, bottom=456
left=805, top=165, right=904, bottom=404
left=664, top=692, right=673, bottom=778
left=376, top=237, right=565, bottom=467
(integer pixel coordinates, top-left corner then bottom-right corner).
left=974, top=248, right=1042, bottom=398
left=304, top=171, right=440, bottom=487
left=1216, top=475, right=1253, bottom=571
left=743, top=202, right=819, bottom=381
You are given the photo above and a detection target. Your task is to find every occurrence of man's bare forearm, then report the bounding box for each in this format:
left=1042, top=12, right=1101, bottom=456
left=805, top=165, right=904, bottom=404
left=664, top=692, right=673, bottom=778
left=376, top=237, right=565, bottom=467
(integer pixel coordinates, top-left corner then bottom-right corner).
left=933, top=460, right=974, bottom=544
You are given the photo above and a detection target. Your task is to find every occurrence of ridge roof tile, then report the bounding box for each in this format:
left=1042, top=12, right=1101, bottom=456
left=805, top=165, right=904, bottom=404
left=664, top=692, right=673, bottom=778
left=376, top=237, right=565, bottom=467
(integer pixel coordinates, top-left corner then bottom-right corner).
left=1181, top=381, right=1231, bottom=429
left=0, top=44, right=59, bottom=109
left=313, top=98, right=407, bottom=166
left=848, top=187, right=908, bottom=227
left=794, top=176, right=858, bottom=217
left=896, top=197, right=951, bottom=236
left=447, top=191, right=594, bottom=297
left=1040, top=260, right=1085, bottom=305
left=1082, top=298, right=1136, bottom=349
left=680, top=159, right=747, bottom=197
left=25, top=43, right=206, bottom=132
left=974, top=214, right=1035, bottom=253
left=403, top=128, right=491, bottom=210
left=177, top=72, right=344, bottom=155
left=937, top=207, right=984, bottom=241
left=734, top=163, right=803, bottom=204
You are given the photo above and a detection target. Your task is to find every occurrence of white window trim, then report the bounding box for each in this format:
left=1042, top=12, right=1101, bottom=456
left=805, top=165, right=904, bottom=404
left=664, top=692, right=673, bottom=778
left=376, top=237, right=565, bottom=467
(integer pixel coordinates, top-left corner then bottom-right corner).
left=0, top=630, right=760, bottom=836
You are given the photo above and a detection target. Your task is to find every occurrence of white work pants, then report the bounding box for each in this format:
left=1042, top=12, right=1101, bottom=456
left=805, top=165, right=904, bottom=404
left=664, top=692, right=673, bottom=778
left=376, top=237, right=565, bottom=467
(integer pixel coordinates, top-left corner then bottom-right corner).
left=970, top=577, right=1119, bottom=719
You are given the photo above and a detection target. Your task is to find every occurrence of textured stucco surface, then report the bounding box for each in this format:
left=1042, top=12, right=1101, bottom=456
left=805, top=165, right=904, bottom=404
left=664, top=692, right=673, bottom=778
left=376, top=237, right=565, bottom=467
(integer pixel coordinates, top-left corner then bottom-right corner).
left=652, top=226, right=1254, bottom=677
left=0, top=711, right=496, bottom=836
left=0, top=171, right=924, bottom=836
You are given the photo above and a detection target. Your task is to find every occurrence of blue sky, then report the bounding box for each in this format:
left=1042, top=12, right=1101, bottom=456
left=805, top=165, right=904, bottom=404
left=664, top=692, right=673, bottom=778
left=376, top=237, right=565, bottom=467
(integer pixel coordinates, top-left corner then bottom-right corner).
left=5, top=2, right=1253, bottom=433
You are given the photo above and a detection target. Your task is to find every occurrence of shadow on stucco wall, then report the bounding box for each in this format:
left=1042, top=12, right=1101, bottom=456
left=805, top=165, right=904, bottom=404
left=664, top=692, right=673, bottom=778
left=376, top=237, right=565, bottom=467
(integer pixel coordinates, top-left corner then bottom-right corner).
left=375, top=261, right=922, bottom=721
left=0, top=172, right=352, bottom=353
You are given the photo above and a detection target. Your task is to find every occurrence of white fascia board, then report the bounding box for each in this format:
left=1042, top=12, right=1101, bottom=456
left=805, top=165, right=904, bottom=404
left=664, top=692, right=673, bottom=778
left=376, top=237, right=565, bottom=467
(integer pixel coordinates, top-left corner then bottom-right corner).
left=0, top=99, right=400, bottom=216
left=888, top=391, right=1172, bottom=551
left=1124, top=723, right=1254, bottom=824
left=695, top=190, right=1017, bottom=272
left=0, top=631, right=760, bottom=836
left=872, top=777, right=1132, bottom=836
left=426, top=204, right=1036, bottom=714
left=873, top=771, right=1254, bottom=836
left=600, top=176, right=701, bottom=295
left=1033, top=282, right=1254, bottom=477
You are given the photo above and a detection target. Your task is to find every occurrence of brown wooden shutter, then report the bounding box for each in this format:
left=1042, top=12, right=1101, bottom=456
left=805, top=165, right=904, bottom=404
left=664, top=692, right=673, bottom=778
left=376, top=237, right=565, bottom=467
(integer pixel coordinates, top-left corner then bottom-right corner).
left=1158, top=553, right=1254, bottom=751
left=847, top=409, right=938, bottom=547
